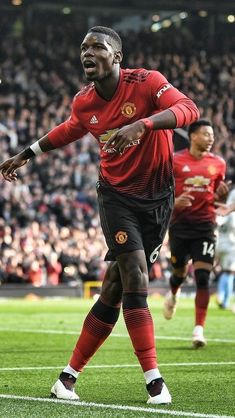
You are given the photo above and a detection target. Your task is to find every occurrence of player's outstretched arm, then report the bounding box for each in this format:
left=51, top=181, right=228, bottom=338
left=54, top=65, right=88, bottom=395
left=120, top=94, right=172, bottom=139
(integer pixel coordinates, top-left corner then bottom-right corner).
left=215, top=201, right=235, bottom=216
left=103, top=110, right=177, bottom=154
left=0, top=134, right=56, bottom=182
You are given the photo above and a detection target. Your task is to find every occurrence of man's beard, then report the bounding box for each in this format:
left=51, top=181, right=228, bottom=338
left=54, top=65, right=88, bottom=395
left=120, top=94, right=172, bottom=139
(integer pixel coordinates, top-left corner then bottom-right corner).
left=85, top=70, right=112, bottom=82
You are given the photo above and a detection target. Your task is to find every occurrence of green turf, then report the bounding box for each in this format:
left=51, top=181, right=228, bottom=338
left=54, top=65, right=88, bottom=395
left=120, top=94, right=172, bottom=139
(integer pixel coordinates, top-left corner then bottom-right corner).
left=0, top=297, right=234, bottom=418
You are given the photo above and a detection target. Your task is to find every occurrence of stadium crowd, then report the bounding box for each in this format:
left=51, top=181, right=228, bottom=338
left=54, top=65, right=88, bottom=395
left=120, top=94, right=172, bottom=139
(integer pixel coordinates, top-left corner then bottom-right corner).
left=0, top=15, right=235, bottom=286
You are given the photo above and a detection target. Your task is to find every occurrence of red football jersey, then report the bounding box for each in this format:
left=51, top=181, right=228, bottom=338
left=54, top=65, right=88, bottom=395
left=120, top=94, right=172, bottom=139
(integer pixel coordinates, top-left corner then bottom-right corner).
left=48, top=68, right=199, bottom=199
left=171, top=148, right=226, bottom=224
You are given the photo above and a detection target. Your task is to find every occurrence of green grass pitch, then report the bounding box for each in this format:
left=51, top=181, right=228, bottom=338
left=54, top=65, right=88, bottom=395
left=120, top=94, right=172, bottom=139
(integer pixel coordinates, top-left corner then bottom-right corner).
left=0, top=296, right=234, bottom=418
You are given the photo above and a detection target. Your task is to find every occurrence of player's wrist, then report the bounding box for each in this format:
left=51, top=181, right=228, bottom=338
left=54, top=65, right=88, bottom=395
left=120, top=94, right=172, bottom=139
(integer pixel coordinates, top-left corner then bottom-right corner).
left=29, top=140, right=43, bottom=156
left=21, top=141, right=43, bottom=159
left=21, top=148, right=36, bottom=159
left=140, top=118, right=154, bottom=132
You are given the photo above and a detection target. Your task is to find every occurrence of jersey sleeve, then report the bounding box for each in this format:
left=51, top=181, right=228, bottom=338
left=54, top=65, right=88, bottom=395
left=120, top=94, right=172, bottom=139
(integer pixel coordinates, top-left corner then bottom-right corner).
left=47, top=96, right=88, bottom=148
left=149, top=71, right=200, bottom=127
left=214, top=158, right=226, bottom=191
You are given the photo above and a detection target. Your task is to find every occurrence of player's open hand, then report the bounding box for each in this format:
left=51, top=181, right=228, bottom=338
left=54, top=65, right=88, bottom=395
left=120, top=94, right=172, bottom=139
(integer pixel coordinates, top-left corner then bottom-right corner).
left=215, top=201, right=234, bottom=216
left=175, top=192, right=195, bottom=208
left=102, top=121, right=145, bottom=154
left=0, top=154, right=29, bottom=182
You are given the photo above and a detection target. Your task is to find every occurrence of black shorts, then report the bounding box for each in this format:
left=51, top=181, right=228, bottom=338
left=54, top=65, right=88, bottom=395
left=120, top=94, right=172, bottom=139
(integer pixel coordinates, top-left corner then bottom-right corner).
left=97, top=183, right=174, bottom=267
left=169, top=222, right=216, bottom=268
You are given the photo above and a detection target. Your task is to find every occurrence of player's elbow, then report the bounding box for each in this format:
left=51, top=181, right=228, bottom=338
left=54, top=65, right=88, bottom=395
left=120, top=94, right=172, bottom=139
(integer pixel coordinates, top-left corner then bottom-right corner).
left=183, top=99, right=200, bottom=124
left=191, top=102, right=200, bottom=122
left=170, top=99, right=200, bottom=128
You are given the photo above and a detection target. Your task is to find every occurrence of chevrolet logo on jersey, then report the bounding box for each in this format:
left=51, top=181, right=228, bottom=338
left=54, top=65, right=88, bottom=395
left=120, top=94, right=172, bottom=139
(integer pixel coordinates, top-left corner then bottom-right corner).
left=99, top=129, right=119, bottom=143
left=185, top=176, right=210, bottom=187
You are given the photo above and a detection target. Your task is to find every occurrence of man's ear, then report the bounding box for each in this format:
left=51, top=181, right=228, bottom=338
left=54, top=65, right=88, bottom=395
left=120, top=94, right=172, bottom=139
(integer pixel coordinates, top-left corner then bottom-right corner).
left=113, top=51, right=123, bottom=64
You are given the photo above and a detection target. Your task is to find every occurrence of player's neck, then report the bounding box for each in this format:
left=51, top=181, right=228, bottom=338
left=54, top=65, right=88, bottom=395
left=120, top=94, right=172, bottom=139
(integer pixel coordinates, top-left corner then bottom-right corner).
left=94, top=67, right=120, bottom=101
left=189, top=147, right=207, bottom=160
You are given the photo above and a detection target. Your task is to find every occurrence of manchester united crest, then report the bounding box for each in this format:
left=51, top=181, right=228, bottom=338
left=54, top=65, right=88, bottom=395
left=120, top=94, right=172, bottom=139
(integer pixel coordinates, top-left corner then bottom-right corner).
left=207, top=165, right=217, bottom=175
left=115, top=231, right=128, bottom=244
left=121, top=102, right=136, bottom=118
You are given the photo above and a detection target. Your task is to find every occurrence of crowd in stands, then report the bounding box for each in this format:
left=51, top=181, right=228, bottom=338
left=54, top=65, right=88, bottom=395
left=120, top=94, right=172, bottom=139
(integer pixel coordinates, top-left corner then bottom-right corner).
left=0, top=14, right=234, bottom=286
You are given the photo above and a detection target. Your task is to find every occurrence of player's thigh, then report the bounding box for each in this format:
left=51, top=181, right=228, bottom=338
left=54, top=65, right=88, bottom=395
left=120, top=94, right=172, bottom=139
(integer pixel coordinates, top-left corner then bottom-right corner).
left=168, top=232, right=191, bottom=268
left=191, top=237, right=216, bottom=265
left=98, top=190, right=144, bottom=257
left=141, top=195, right=174, bottom=267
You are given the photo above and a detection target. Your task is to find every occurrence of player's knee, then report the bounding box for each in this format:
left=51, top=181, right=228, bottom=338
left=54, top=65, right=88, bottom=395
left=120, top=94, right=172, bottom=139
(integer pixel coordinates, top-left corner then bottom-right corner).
left=124, top=263, right=148, bottom=290
left=122, top=290, right=148, bottom=309
left=101, top=262, right=122, bottom=306
left=194, top=269, right=210, bottom=289
left=170, top=274, right=185, bottom=288
left=101, top=283, right=122, bottom=306
left=172, top=266, right=188, bottom=278
left=117, top=252, right=148, bottom=291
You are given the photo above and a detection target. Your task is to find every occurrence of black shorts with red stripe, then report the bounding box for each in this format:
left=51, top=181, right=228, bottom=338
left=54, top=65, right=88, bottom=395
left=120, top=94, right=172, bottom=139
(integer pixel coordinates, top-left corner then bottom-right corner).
left=97, top=180, right=174, bottom=268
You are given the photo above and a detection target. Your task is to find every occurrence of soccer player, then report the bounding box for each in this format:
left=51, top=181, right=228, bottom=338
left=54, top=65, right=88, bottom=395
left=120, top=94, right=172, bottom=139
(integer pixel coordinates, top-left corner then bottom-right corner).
left=163, top=119, right=228, bottom=348
left=0, top=26, right=199, bottom=403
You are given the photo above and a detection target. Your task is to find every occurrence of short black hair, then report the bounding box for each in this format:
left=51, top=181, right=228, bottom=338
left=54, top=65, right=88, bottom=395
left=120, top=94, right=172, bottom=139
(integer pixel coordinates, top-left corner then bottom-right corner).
left=188, top=119, right=212, bottom=138
left=87, top=26, right=122, bottom=52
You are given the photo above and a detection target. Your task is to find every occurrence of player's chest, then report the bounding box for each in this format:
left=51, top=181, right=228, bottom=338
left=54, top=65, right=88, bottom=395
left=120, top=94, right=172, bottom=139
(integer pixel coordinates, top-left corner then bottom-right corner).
left=80, top=88, right=150, bottom=136
left=175, top=160, right=218, bottom=185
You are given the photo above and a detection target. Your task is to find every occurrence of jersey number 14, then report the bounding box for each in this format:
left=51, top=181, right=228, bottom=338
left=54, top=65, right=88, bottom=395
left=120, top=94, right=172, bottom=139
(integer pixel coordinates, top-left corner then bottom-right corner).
left=202, top=241, right=215, bottom=257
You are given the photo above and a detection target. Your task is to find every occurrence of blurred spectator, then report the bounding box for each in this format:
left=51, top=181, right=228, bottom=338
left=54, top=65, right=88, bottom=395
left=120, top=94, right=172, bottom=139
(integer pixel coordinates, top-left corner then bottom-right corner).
left=28, top=260, right=43, bottom=287
left=46, top=252, right=62, bottom=286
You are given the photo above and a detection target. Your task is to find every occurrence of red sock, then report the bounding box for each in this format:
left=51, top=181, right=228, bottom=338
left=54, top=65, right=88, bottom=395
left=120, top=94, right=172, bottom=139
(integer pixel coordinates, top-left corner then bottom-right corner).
left=195, top=288, right=210, bottom=326
left=69, top=298, right=120, bottom=371
left=123, top=291, right=157, bottom=372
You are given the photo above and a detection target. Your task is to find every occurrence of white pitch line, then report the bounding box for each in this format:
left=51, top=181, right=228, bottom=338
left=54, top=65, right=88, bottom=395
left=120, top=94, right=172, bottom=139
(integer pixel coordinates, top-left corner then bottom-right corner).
left=0, top=394, right=234, bottom=418
left=0, top=328, right=234, bottom=343
left=0, top=361, right=235, bottom=372
left=0, top=328, right=78, bottom=335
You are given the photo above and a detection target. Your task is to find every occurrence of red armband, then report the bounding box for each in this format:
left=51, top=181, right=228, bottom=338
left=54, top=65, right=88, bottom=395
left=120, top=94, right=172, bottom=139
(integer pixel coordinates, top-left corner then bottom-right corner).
left=140, top=118, right=154, bottom=132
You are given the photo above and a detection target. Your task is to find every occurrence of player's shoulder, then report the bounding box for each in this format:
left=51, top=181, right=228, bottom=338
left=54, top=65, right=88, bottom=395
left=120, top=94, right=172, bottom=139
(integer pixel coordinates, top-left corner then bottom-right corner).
left=208, top=152, right=226, bottom=166
left=173, top=148, right=189, bottom=160
left=122, top=68, right=151, bottom=83
left=74, top=83, right=95, bottom=100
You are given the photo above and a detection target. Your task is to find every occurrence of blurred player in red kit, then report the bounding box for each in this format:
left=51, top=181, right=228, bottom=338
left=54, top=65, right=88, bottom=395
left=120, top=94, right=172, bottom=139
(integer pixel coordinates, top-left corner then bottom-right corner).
left=163, top=119, right=229, bottom=347
left=0, top=26, right=199, bottom=403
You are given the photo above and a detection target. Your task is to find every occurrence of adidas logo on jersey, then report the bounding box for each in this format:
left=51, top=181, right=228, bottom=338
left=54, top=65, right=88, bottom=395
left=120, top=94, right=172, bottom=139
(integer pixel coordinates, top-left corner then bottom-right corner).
left=182, top=165, right=191, bottom=172
left=90, top=115, right=98, bottom=124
